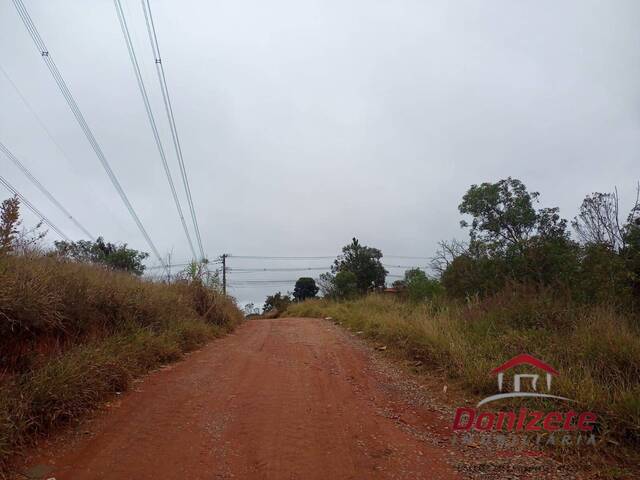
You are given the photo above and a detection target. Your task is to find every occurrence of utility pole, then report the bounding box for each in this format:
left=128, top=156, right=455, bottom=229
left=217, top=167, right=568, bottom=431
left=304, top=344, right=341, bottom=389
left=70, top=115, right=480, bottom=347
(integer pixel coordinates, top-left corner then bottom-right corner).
left=166, top=251, right=172, bottom=284
left=221, top=253, right=228, bottom=295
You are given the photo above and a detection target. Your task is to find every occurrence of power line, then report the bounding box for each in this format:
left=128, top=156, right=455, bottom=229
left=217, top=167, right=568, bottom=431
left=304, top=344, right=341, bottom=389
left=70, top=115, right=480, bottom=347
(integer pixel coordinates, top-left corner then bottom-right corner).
left=230, top=280, right=302, bottom=283
left=382, top=264, right=426, bottom=269
left=13, top=0, right=168, bottom=274
left=0, top=63, right=77, bottom=173
left=147, top=259, right=221, bottom=270
left=158, top=256, right=429, bottom=267
left=147, top=262, right=192, bottom=270
left=228, top=285, right=293, bottom=289
left=0, top=140, right=94, bottom=239
left=141, top=0, right=205, bottom=260
left=113, top=0, right=197, bottom=259
left=227, top=255, right=428, bottom=261
left=229, top=266, right=331, bottom=272
left=0, top=173, right=70, bottom=241
left=230, top=255, right=336, bottom=260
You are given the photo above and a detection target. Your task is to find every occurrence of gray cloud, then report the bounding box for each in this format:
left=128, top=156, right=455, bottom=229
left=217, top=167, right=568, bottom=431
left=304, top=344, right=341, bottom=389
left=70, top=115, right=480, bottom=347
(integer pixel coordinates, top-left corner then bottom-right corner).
left=1, top=0, right=639, bottom=305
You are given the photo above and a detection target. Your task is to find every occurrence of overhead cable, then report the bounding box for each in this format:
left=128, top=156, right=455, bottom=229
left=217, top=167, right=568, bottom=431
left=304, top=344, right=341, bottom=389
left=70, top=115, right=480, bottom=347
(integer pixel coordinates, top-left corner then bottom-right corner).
left=0, top=173, right=70, bottom=241
left=13, top=0, right=168, bottom=273
left=113, top=0, right=197, bottom=259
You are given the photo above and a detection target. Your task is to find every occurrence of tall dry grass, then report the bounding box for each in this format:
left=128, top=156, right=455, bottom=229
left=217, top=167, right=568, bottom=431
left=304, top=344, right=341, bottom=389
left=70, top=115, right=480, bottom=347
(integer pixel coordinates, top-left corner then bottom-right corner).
left=0, top=254, right=242, bottom=475
left=286, top=291, right=640, bottom=449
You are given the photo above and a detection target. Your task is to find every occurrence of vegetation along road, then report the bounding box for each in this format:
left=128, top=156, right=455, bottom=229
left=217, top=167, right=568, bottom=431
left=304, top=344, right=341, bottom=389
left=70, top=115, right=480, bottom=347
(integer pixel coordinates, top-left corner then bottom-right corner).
left=21, top=318, right=457, bottom=479
left=19, top=317, right=582, bottom=480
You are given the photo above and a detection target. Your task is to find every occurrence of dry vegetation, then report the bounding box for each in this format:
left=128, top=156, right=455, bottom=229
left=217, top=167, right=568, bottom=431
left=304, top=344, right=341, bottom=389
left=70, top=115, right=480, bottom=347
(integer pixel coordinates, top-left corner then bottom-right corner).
left=0, top=254, right=242, bottom=475
left=286, top=292, right=640, bottom=458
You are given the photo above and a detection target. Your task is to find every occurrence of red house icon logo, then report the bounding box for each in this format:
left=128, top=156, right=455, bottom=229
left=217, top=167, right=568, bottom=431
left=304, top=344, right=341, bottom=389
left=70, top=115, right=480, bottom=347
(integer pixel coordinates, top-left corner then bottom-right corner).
left=477, top=354, right=572, bottom=407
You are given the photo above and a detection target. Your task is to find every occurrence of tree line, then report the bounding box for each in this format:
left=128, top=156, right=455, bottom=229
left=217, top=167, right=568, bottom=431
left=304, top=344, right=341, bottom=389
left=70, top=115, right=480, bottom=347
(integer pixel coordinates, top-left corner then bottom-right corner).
left=438, top=178, right=639, bottom=308
left=263, top=177, right=640, bottom=314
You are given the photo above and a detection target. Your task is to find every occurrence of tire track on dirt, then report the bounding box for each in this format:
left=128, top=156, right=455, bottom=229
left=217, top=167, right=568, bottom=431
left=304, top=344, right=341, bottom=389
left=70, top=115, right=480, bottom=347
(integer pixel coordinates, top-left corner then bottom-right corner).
left=19, top=318, right=459, bottom=480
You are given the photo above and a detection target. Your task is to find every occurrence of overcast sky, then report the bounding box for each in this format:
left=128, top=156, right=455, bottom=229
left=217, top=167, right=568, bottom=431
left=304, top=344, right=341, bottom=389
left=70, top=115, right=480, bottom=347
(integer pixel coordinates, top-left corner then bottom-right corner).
left=1, top=0, right=639, bottom=306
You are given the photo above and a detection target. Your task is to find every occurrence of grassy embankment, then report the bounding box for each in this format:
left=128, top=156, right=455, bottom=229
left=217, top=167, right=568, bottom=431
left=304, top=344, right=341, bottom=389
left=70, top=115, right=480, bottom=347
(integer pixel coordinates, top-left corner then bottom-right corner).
left=0, top=255, right=242, bottom=474
left=286, top=291, right=640, bottom=452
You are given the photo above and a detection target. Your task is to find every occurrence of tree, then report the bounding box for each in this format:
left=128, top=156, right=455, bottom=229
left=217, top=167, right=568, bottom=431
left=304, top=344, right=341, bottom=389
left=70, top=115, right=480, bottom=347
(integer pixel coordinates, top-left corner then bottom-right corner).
left=333, top=271, right=358, bottom=299
left=459, top=178, right=539, bottom=253
left=243, top=303, right=259, bottom=316
left=178, top=259, right=219, bottom=287
left=293, top=277, right=318, bottom=301
left=316, top=271, right=358, bottom=299
left=576, top=243, right=631, bottom=305
left=317, top=272, right=336, bottom=297
left=572, top=191, right=625, bottom=250
left=441, top=254, right=507, bottom=298
left=444, top=178, right=578, bottom=297
left=401, top=268, right=442, bottom=302
left=331, top=238, right=387, bottom=294
left=263, top=292, right=292, bottom=314
left=0, top=197, right=20, bottom=256
left=430, top=239, right=468, bottom=276
left=620, top=186, right=640, bottom=300
left=54, top=237, right=149, bottom=275
left=0, top=196, right=46, bottom=255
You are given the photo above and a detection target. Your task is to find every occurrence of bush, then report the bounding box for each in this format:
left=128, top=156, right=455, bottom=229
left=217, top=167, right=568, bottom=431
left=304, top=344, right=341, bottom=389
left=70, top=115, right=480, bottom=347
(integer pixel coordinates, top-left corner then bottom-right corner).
left=0, top=254, right=242, bottom=474
left=286, top=292, right=640, bottom=450
left=263, top=292, right=292, bottom=314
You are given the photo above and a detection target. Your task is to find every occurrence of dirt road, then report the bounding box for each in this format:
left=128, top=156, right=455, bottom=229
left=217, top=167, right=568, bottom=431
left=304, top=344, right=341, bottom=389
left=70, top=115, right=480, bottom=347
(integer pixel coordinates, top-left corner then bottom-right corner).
left=23, top=318, right=461, bottom=479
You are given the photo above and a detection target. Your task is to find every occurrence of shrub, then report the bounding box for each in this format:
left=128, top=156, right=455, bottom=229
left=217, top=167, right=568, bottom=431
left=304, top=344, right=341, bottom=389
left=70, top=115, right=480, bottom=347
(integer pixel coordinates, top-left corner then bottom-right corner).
left=286, top=293, right=640, bottom=449
left=0, top=254, right=242, bottom=474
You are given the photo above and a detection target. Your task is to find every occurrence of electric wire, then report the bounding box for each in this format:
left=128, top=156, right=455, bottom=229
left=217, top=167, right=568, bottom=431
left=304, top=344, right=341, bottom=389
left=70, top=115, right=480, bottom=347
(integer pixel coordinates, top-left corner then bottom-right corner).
left=229, top=267, right=331, bottom=272
left=13, top=0, right=168, bottom=274
left=0, top=173, right=70, bottom=241
left=0, top=140, right=94, bottom=239
left=0, top=63, right=78, bottom=175
left=382, top=264, right=426, bottom=269
left=141, top=0, right=205, bottom=260
left=113, top=0, right=197, bottom=259
left=229, top=255, right=336, bottom=260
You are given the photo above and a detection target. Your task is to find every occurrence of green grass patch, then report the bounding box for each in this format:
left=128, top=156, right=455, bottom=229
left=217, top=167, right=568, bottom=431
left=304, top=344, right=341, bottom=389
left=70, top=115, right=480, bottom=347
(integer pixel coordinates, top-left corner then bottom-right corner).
left=286, top=294, right=640, bottom=451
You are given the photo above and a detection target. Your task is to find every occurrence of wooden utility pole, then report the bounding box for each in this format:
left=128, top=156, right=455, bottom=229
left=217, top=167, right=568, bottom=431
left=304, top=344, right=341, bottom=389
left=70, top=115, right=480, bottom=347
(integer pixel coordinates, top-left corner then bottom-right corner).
left=221, top=254, right=227, bottom=295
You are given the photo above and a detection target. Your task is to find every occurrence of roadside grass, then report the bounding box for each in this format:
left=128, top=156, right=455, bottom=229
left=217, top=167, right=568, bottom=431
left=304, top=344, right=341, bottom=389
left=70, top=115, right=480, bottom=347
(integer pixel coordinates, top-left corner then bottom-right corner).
left=0, top=255, right=243, bottom=476
left=285, top=292, right=640, bottom=453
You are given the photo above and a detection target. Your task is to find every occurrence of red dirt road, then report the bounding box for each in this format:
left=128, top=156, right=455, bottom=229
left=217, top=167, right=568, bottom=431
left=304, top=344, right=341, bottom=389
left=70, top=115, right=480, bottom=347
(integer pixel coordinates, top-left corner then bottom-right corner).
left=23, top=318, right=460, bottom=480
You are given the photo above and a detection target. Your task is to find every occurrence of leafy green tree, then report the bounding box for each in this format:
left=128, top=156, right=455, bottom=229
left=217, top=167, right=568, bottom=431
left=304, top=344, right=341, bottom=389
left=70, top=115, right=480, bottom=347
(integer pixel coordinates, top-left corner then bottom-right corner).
left=401, top=268, right=442, bottom=302
left=577, top=243, right=631, bottom=305
left=441, top=254, right=507, bottom=298
left=442, top=179, right=640, bottom=310
left=331, top=238, right=387, bottom=293
left=263, top=292, right=292, bottom=313
left=459, top=178, right=539, bottom=253
left=293, top=277, right=319, bottom=301
left=317, top=272, right=336, bottom=297
left=621, top=196, right=640, bottom=300
left=317, top=271, right=359, bottom=299
left=333, top=271, right=359, bottom=299
left=444, top=178, right=579, bottom=297
left=54, top=237, right=149, bottom=275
